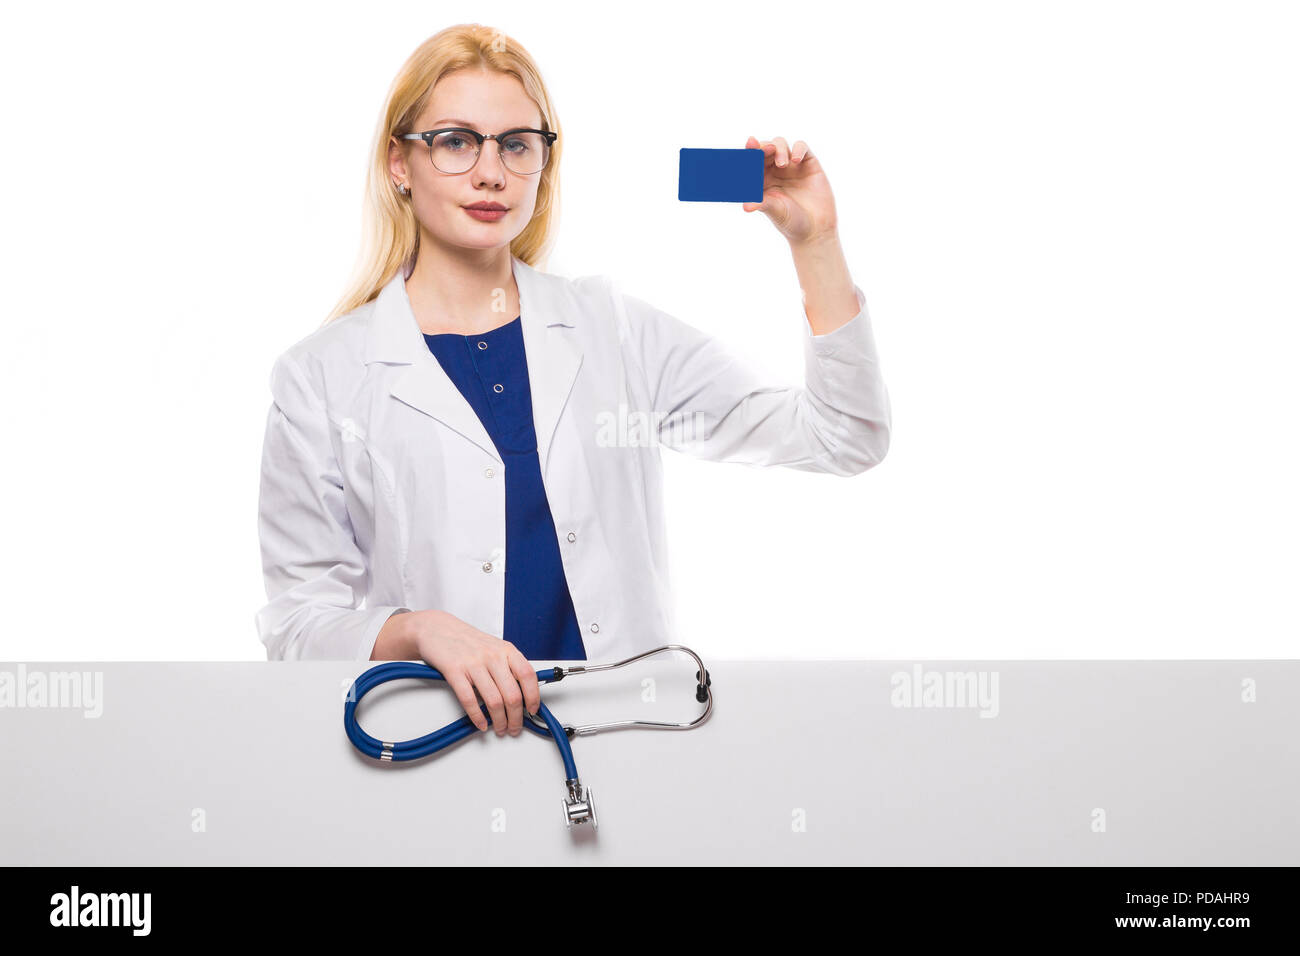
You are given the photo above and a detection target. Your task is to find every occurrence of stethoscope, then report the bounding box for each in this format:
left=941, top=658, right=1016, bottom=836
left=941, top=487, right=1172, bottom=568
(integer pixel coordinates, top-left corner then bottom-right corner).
left=343, top=644, right=713, bottom=829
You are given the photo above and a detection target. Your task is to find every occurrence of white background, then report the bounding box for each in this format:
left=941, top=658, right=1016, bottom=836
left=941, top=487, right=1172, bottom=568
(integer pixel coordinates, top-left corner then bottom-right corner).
left=0, top=0, right=1295, bottom=660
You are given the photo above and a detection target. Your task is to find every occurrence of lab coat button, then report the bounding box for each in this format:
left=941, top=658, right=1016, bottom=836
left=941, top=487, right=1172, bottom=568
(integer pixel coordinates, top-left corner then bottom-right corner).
left=566, top=531, right=576, bottom=542
left=484, top=467, right=494, bottom=478
left=482, top=562, right=493, bottom=573
left=589, top=622, right=599, bottom=634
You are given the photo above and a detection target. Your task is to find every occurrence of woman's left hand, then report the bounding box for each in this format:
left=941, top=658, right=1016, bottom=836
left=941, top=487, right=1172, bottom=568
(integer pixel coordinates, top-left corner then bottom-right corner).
left=742, top=135, right=839, bottom=246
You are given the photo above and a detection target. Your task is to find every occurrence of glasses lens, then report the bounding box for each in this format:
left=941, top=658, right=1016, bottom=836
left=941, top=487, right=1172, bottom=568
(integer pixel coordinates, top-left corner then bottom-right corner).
left=429, top=130, right=550, bottom=175
left=498, top=131, right=549, bottom=174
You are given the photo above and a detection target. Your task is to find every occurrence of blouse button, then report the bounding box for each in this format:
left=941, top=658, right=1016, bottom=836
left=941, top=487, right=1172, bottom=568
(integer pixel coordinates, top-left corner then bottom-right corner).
left=493, top=383, right=503, bottom=393
left=477, top=341, right=488, bottom=350
left=566, top=531, right=576, bottom=542
left=589, top=622, right=600, bottom=634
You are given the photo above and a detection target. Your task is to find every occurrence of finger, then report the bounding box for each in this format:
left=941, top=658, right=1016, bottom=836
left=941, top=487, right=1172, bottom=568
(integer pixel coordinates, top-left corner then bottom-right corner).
left=487, top=655, right=524, bottom=735
left=444, top=670, right=488, bottom=731
left=792, top=140, right=812, bottom=163
left=772, top=136, right=790, bottom=168
left=469, top=664, right=507, bottom=736
left=508, top=650, right=542, bottom=717
left=747, top=135, right=778, bottom=165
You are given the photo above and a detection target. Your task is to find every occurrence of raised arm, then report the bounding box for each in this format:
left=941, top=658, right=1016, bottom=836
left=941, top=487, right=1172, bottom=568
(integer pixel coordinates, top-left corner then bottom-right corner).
left=613, top=267, right=890, bottom=475
left=611, top=132, right=891, bottom=475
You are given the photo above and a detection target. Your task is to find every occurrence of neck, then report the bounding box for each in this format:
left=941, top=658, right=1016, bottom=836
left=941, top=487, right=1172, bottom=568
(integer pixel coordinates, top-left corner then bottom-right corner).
left=405, top=240, right=520, bottom=335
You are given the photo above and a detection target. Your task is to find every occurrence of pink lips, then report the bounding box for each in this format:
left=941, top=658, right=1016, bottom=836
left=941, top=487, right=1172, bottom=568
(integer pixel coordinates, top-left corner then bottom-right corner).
left=464, top=203, right=508, bottom=222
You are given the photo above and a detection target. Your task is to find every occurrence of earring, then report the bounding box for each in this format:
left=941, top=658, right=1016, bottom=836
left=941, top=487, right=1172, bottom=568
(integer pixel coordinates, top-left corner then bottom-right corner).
left=396, top=182, right=409, bottom=196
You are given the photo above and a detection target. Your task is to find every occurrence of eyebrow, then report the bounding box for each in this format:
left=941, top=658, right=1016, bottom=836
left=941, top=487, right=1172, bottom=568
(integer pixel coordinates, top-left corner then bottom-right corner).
left=430, top=118, right=536, bottom=130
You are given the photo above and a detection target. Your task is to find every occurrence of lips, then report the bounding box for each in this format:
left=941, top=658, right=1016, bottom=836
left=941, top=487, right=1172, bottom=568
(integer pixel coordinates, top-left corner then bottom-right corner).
left=464, top=203, right=508, bottom=211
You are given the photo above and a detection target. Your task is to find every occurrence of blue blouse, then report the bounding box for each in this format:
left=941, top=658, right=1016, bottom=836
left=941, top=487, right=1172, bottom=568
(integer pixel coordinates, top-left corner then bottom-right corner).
left=423, top=316, right=587, bottom=661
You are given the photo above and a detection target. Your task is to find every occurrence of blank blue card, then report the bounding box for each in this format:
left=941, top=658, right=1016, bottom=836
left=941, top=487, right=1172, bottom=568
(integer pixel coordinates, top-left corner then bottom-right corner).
left=678, top=147, right=766, bottom=202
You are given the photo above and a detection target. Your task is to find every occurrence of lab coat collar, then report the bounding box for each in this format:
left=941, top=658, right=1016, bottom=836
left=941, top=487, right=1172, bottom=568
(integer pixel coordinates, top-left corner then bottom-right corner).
left=363, top=254, right=583, bottom=473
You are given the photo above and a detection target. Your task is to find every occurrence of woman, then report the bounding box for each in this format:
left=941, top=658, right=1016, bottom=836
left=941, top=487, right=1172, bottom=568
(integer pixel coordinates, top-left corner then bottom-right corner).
left=255, top=24, right=891, bottom=740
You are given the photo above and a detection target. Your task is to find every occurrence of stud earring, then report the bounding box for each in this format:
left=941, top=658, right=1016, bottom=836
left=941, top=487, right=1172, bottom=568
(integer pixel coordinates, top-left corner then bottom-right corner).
left=397, top=182, right=409, bottom=196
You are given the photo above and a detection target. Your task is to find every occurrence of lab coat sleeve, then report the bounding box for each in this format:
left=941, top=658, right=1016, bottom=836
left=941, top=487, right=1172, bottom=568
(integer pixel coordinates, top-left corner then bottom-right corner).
left=613, top=280, right=891, bottom=476
left=254, top=351, right=411, bottom=660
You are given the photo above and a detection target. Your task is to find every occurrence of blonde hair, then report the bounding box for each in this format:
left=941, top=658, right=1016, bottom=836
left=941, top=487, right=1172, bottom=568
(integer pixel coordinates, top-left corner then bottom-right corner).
left=323, top=24, right=562, bottom=325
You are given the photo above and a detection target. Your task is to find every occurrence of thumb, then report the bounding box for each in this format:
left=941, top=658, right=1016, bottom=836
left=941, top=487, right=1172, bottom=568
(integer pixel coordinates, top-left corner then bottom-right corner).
left=745, top=189, right=790, bottom=224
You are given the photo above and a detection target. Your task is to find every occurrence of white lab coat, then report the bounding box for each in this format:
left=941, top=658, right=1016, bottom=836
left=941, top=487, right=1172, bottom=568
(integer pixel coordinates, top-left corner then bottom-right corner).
left=255, top=254, right=890, bottom=661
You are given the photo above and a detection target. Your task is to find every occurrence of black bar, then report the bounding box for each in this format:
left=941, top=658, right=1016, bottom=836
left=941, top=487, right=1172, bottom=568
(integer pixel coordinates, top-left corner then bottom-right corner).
left=2, top=865, right=1287, bottom=942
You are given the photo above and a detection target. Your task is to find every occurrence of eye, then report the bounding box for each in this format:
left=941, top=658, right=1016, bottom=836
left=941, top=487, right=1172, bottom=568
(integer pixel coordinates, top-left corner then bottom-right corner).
left=433, top=131, right=473, bottom=151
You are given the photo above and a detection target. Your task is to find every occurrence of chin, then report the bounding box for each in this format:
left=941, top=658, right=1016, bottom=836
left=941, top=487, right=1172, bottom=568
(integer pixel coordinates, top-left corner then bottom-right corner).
left=452, top=234, right=516, bottom=253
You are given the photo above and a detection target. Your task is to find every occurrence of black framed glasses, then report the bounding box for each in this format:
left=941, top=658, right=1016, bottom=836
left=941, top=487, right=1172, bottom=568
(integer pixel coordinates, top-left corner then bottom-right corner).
left=399, top=127, right=557, bottom=175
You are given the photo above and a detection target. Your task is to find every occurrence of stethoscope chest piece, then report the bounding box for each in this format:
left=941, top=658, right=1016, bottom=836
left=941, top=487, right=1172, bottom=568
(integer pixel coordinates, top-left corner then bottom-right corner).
left=564, top=779, right=597, bottom=830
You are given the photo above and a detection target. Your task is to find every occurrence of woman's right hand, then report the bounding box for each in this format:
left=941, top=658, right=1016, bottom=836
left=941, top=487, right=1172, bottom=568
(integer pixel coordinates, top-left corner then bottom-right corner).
left=405, top=609, right=542, bottom=737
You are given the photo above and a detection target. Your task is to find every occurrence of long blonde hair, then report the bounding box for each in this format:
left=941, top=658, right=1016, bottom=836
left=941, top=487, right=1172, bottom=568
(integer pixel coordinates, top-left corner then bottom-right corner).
left=323, top=24, right=562, bottom=325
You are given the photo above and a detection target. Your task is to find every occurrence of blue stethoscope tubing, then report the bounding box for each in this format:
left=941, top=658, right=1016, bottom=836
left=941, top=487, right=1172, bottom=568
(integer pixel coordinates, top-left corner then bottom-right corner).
left=343, top=661, right=577, bottom=779
left=344, top=645, right=713, bottom=828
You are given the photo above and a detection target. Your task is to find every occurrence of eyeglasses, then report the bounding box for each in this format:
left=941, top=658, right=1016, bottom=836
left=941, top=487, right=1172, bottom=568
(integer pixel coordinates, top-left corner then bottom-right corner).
left=399, top=127, right=558, bottom=176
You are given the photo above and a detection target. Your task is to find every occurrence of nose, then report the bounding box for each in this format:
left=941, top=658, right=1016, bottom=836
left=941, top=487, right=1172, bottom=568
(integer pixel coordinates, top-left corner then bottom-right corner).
left=472, top=137, right=509, bottom=181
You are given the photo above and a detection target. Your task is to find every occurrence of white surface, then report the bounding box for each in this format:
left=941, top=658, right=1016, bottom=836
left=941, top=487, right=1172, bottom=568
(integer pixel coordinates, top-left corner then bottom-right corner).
left=2, top=658, right=1296, bottom=865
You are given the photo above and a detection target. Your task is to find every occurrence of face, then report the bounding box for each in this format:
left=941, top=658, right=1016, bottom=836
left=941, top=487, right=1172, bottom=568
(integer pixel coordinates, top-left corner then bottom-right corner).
left=389, top=69, right=546, bottom=254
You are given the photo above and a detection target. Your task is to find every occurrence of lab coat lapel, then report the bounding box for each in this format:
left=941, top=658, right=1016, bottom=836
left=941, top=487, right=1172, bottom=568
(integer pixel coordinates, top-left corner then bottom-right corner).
left=515, top=256, right=582, bottom=478
left=364, top=255, right=582, bottom=474
left=364, top=264, right=499, bottom=462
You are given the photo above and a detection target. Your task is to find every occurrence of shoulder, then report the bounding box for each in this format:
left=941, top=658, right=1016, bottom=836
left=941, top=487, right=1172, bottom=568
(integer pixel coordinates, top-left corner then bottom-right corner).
left=527, top=261, right=617, bottom=313
left=266, top=297, right=378, bottom=406
left=517, top=261, right=635, bottom=350
left=527, top=261, right=635, bottom=333
left=280, top=297, right=375, bottom=367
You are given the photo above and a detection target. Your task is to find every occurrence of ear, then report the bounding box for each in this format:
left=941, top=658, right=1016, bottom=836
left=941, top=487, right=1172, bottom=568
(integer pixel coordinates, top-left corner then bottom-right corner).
left=387, top=136, right=408, bottom=185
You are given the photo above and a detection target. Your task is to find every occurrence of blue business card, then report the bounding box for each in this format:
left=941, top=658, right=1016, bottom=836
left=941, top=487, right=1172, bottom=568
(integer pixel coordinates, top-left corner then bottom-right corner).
left=678, top=147, right=766, bottom=203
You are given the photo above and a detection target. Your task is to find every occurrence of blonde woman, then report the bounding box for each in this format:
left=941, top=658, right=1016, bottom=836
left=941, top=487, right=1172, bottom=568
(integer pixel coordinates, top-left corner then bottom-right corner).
left=256, top=24, right=891, bottom=739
